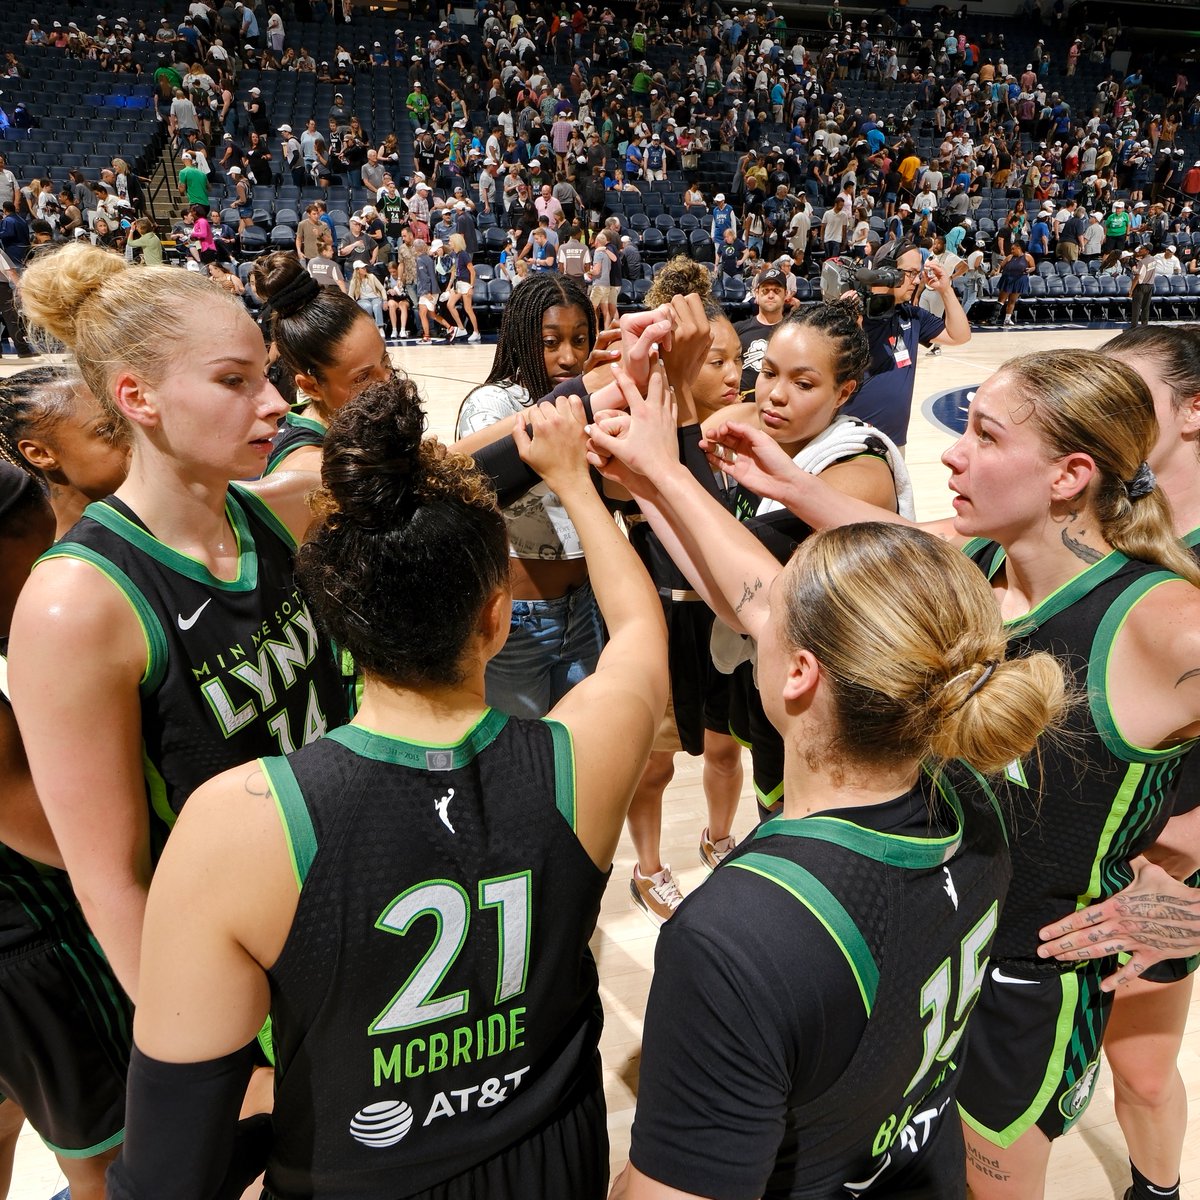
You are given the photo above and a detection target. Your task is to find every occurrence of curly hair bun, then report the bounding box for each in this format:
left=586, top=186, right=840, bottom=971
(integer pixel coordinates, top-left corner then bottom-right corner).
left=644, top=255, right=714, bottom=307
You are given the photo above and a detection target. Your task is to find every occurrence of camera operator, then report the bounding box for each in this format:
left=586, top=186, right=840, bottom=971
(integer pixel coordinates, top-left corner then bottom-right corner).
left=841, top=240, right=970, bottom=452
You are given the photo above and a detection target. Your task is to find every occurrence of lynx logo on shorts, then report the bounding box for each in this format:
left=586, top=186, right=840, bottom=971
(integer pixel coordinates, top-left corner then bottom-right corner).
left=1058, top=1059, right=1100, bottom=1123
left=350, top=1099, right=415, bottom=1148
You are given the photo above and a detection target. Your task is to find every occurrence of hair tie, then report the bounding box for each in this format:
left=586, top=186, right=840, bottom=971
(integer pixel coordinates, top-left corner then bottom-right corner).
left=270, top=271, right=322, bottom=318
left=946, top=659, right=998, bottom=713
left=1123, top=461, right=1156, bottom=501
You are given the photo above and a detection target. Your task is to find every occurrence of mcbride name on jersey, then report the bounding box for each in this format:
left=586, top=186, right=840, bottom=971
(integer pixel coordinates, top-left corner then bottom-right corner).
left=42, top=485, right=348, bottom=852
left=260, top=712, right=610, bottom=1199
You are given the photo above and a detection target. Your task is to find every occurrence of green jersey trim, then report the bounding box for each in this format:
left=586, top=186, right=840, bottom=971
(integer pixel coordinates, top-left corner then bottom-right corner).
left=81, top=491, right=260, bottom=592
left=958, top=971, right=1079, bottom=1148
left=231, top=482, right=298, bottom=551
left=142, top=749, right=176, bottom=835
left=326, top=709, right=509, bottom=769
left=958, top=762, right=1010, bottom=846
left=260, top=756, right=317, bottom=890
left=752, top=769, right=963, bottom=869
left=265, top=411, right=327, bottom=476
left=543, top=719, right=577, bottom=832
left=40, top=1125, right=125, bottom=1159
left=37, top=544, right=167, bottom=694
left=729, top=850, right=880, bottom=1014
left=974, top=545, right=1133, bottom=632
left=1184, top=527, right=1200, bottom=550
left=960, top=537, right=1001, bottom=573
left=1091, top=571, right=1195, bottom=762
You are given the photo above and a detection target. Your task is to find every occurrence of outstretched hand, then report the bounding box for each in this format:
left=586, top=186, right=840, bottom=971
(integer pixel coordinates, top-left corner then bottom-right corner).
left=585, top=360, right=677, bottom=488
left=701, top=420, right=801, bottom=503
left=513, top=395, right=591, bottom=491
left=1037, top=857, right=1200, bottom=991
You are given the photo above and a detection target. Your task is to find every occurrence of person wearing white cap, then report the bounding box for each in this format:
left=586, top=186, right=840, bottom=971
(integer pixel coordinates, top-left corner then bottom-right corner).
left=710, top=193, right=737, bottom=241
left=1104, top=200, right=1132, bottom=254
left=347, top=258, right=388, bottom=331
left=1155, top=242, right=1183, bottom=277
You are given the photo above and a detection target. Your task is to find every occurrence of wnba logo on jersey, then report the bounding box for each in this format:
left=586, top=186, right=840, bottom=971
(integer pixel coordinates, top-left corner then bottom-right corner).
left=350, top=1100, right=415, bottom=1148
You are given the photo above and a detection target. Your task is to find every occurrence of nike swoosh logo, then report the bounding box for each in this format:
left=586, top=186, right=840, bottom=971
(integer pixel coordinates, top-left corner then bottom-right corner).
left=991, top=967, right=1041, bottom=986
left=844, top=1152, right=891, bottom=1193
left=177, top=599, right=212, bottom=631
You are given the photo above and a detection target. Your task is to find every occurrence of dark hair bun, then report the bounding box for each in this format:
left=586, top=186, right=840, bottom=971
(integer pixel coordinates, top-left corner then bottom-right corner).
left=320, top=375, right=427, bottom=527
left=253, top=252, right=321, bottom=317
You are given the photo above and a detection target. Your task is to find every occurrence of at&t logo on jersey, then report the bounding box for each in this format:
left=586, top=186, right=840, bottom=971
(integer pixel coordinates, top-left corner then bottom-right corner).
left=349, top=1100, right=415, bottom=1148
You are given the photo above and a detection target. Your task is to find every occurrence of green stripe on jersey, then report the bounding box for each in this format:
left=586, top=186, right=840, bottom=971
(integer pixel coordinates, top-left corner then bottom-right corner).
left=80, top=492, right=259, bottom=591
left=730, top=850, right=880, bottom=1014
left=37, top=544, right=167, bottom=693
left=260, top=756, right=318, bottom=889
left=543, top=719, right=577, bottom=831
left=752, top=768, right=963, bottom=869
left=1090, top=571, right=1195, bottom=762
left=232, top=482, right=298, bottom=550
left=328, top=709, right=508, bottom=769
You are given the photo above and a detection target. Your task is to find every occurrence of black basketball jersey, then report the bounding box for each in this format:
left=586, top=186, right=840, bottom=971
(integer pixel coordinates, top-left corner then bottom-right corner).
left=42, top=486, right=348, bottom=858
left=0, top=651, right=80, bottom=950
left=632, top=765, right=1009, bottom=1198
left=261, top=712, right=610, bottom=1199
left=266, top=411, right=326, bottom=475
left=965, top=540, right=1193, bottom=964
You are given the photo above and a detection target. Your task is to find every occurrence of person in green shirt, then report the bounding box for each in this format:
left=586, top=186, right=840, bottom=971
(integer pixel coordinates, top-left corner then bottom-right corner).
left=632, top=66, right=653, bottom=98
left=127, top=217, right=164, bottom=265
left=1104, top=201, right=1131, bottom=251
left=176, top=154, right=209, bottom=209
left=406, top=83, right=430, bottom=128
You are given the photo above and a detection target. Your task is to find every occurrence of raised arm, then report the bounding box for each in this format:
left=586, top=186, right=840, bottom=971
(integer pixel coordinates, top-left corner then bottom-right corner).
left=517, top=391, right=668, bottom=871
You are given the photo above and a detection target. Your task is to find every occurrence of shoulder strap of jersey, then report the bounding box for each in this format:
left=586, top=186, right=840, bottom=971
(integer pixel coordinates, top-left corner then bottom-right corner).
left=1089, top=568, right=1196, bottom=762
left=259, top=755, right=317, bottom=890
left=37, top=542, right=168, bottom=694
left=961, top=537, right=1004, bottom=576
left=729, top=850, right=880, bottom=1015
left=542, top=718, right=578, bottom=832
left=230, top=483, right=297, bottom=550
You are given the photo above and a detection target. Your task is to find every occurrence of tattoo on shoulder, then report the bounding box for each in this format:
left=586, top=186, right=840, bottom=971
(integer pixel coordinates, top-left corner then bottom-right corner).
left=735, top=577, right=763, bottom=615
left=244, top=770, right=272, bottom=799
left=1175, top=667, right=1200, bottom=689
left=1061, top=527, right=1104, bottom=565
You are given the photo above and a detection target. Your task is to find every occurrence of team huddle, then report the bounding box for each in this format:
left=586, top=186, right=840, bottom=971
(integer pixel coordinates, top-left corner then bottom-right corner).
left=1, top=240, right=1199, bottom=1200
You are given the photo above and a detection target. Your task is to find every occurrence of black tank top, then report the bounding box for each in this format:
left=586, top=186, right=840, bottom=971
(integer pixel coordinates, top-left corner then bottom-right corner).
left=266, top=411, right=326, bottom=475
left=732, top=765, right=1009, bottom=1194
left=262, top=712, right=609, bottom=1199
left=0, top=651, right=80, bottom=949
left=43, top=486, right=348, bottom=858
left=966, top=540, right=1193, bottom=964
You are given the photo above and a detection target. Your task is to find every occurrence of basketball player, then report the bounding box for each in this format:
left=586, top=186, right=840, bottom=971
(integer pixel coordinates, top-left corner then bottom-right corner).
left=699, top=348, right=1200, bottom=1198
left=108, top=372, right=667, bottom=1198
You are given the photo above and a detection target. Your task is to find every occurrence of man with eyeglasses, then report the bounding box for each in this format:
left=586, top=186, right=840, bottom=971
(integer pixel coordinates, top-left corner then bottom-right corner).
left=841, top=240, right=971, bottom=452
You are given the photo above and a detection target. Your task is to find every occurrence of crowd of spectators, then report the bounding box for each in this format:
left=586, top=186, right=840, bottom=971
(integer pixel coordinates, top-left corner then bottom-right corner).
left=3, top=0, right=1200, bottom=355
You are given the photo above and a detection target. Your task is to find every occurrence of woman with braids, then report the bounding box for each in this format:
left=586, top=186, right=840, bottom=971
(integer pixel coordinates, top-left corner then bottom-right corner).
left=253, top=252, right=394, bottom=476
left=454, top=272, right=605, bottom=718
left=0, top=366, right=130, bottom=538
left=108, top=372, right=668, bottom=1200
left=584, top=395, right=1066, bottom=1196
left=0, top=463, right=131, bottom=1200
left=695, top=348, right=1200, bottom=1199
left=7, top=243, right=349, bottom=1009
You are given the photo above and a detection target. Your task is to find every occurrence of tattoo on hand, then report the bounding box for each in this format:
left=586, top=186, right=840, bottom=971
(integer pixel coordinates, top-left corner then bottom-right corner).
left=1061, top=527, right=1104, bottom=565
left=735, top=577, right=763, bottom=615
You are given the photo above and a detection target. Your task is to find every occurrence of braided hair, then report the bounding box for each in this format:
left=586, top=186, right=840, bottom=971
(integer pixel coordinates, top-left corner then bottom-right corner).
left=0, top=367, right=78, bottom=480
left=482, top=273, right=596, bottom=403
left=769, top=301, right=870, bottom=388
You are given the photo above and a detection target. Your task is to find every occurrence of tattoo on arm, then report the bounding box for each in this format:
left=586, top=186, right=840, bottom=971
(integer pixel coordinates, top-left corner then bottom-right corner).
left=735, top=577, right=763, bottom=615
left=1176, top=668, right=1200, bottom=689
left=244, top=771, right=272, bottom=799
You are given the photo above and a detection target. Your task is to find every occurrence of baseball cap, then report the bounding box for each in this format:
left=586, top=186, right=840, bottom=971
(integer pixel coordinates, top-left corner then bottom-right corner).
left=278, top=124, right=293, bottom=134
left=529, top=158, right=540, bottom=167
left=352, top=260, right=368, bottom=268
left=429, top=239, right=444, bottom=251
left=715, top=192, right=726, bottom=201
left=756, top=268, right=786, bottom=288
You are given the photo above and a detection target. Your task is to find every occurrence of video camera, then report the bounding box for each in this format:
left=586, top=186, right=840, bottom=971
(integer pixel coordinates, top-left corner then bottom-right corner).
left=820, top=258, right=904, bottom=317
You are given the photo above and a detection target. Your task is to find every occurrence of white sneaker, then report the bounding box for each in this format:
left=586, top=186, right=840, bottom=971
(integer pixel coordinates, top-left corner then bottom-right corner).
left=467, top=331, right=482, bottom=343
left=630, top=865, right=684, bottom=926
left=1003, top=315, right=1015, bottom=326
left=452, top=327, right=468, bottom=340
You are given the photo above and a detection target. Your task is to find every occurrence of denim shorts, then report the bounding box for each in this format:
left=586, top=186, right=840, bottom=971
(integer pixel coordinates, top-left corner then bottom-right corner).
left=485, top=579, right=605, bottom=719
